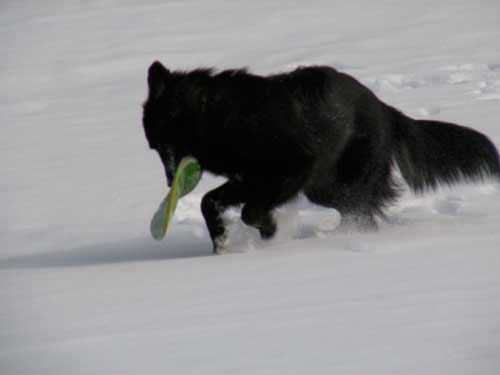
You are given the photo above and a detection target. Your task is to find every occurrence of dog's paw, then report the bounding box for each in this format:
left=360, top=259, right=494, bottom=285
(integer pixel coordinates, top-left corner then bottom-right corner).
left=259, top=220, right=277, bottom=240
left=213, top=235, right=230, bottom=255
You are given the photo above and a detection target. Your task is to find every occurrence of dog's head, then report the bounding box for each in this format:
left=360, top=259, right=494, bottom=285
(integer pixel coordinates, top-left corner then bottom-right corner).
left=142, top=61, right=185, bottom=187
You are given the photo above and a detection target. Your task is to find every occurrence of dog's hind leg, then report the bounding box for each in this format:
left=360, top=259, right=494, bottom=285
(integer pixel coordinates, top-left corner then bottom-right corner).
left=304, top=113, right=397, bottom=232
left=201, top=181, right=246, bottom=254
left=305, top=163, right=399, bottom=233
left=336, top=206, right=378, bottom=232
left=304, top=183, right=380, bottom=232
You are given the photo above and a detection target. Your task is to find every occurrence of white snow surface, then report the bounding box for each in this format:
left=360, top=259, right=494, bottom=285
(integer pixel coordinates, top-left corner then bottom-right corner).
left=1, top=0, right=500, bottom=374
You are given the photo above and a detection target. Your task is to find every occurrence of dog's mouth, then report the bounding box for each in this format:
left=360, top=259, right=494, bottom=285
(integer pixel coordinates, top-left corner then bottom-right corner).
left=157, top=146, right=177, bottom=188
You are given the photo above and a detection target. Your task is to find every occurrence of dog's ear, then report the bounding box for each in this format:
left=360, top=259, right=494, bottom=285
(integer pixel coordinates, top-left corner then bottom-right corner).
left=148, top=61, right=170, bottom=99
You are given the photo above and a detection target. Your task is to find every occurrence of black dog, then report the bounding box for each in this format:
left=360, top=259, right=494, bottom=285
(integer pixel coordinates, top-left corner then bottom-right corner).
left=142, top=61, right=500, bottom=253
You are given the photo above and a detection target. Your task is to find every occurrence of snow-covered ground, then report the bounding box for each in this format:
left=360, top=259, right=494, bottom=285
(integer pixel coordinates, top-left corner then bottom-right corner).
left=1, top=1, right=500, bottom=374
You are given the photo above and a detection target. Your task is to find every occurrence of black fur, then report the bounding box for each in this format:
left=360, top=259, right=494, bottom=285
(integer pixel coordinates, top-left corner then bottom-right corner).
left=142, top=61, right=500, bottom=253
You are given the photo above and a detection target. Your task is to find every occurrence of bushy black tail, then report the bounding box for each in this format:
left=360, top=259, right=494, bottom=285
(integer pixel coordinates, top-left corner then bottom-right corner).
left=389, top=106, right=500, bottom=193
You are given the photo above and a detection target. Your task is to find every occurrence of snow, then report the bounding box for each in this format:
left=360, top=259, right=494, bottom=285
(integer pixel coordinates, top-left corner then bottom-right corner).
left=1, top=0, right=500, bottom=374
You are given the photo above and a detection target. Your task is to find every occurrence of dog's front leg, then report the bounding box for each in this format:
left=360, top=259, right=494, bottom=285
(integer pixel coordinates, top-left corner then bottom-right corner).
left=201, top=181, right=246, bottom=254
left=241, top=203, right=277, bottom=240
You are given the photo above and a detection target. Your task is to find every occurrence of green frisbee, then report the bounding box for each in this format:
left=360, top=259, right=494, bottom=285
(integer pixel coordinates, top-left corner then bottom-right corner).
left=150, top=156, right=202, bottom=240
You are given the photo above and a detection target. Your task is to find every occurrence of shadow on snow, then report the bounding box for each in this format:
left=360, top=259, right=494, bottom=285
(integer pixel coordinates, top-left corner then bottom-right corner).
left=0, top=235, right=212, bottom=270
